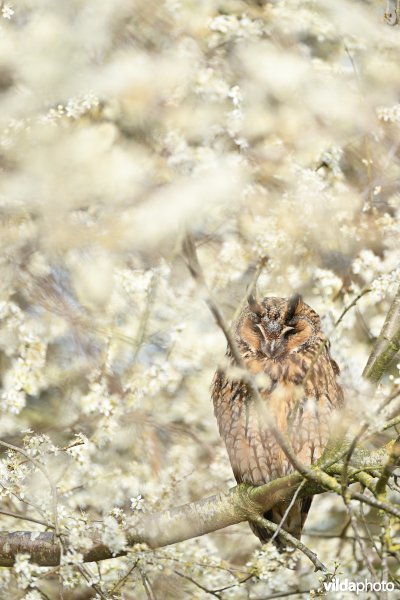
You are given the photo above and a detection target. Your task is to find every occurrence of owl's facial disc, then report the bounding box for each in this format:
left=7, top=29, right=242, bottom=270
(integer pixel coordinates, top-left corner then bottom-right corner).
left=240, top=295, right=319, bottom=357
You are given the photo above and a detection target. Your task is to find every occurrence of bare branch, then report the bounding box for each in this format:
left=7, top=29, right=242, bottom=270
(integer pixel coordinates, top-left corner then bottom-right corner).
left=252, top=516, right=327, bottom=572
left=182, top=233, right=247, bottom=371
left=363, top=284, right=400, bottom=383
left=0, top=440, right=59, bottom=536
left=0, top=443, right=397, bottom=567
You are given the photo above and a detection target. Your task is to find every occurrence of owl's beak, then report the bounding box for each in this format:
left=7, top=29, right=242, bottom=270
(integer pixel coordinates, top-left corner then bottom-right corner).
left=257, top=324, right=295, bottom=358
left=257, top=325, right=281, bottom=358
left=267, top=339, right=279, bottom=357
left=262, top=338, right=283, bottom=358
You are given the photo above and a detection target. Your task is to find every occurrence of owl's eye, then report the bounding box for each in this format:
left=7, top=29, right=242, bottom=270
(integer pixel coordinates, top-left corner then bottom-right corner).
left=249, top=312, right=261, bottom=324
left=282, top=325, right=296, bottom=338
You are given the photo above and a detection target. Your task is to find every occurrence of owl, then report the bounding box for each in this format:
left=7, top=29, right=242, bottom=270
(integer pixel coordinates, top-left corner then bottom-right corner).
left=212, top=294, right=343, bottom=547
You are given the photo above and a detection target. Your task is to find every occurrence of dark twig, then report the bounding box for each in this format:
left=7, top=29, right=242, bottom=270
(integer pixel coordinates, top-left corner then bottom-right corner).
left=252, top=516, right=327, bottom=572
left=270, top=481, right=306, bottom=545
left=174, top=570, right=222, bottom=598
left=0, top=509, right=54, bottom=529
left=182, top=233, right=248, bottom=371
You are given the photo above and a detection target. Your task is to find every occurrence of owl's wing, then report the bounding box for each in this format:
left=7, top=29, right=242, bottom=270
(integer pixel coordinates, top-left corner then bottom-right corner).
left=212, top=368, right=284, bottom=485
left=265, top=348, right=344, bottom=547
left=318, top=344, right=344, bottom=408
left=289, top=346, right=344, bottom=467
left=212, top=367, right=319, bottom=549
left=211, top=369, right=247, bottom=483
left=326, top=343, right=344, bottom=405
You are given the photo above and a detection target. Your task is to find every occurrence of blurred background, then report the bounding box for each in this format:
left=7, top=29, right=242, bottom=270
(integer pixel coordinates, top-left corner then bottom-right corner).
left=0, top=0, right=399, bottom=597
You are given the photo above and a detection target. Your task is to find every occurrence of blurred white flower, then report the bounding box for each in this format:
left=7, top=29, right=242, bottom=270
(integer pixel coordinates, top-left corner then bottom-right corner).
left=1, top=4, right=14, bottom=20
left=23, top=591, right=42, bottom=600
left=130, top=493, right=145, bottom=511
left=352, top=250, right=382, bottom=282
left=377, top=104, right=400, bottom=123
left=102, top=515, right=127, bottom=554
left=313, top=268, right=342, bottom=298
left=14, top=554, right=35, bottom=590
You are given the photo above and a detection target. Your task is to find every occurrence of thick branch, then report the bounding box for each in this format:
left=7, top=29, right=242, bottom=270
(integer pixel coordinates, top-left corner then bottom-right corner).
left=0, top=483, right=266, bottom=568
left=363, top=284, right=400, bottom=383
left=0, top=445, right=394, bottom=567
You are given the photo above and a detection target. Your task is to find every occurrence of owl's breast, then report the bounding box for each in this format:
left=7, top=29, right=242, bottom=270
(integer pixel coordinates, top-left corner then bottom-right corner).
left=246, top=352, right=308, bottom=387
left=266, top=379, right=303, bottom=431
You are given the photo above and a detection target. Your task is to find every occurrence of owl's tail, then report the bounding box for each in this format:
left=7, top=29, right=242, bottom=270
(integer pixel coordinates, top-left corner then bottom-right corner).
left=250, top=497, right=312, bottom=551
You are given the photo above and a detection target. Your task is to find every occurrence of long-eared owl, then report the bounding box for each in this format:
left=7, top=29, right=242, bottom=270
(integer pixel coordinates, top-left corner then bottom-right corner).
left=212, top=294, right=344, bottom=547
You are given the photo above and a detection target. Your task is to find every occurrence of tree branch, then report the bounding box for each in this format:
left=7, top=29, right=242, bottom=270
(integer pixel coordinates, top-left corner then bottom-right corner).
left=252, top=515, right=327, bottom=572
left=1, top=240, right=400, bottom=570
left=0, top=445, right=396, bottom=567
left=363, top=284, right=400, bottom=383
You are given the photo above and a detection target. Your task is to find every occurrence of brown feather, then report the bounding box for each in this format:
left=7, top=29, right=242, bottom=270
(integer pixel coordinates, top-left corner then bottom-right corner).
left=212, top=296, right=344, bottom=548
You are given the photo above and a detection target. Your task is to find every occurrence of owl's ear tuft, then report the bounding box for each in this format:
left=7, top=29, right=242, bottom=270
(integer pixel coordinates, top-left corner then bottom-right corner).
left=247, top=292, right=263, bottom=316
left=286, top=294, right=302, bottom=322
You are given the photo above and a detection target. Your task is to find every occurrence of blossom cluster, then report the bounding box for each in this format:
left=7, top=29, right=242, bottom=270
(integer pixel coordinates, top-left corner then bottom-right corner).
left=0, top=0, right=398, bottom=598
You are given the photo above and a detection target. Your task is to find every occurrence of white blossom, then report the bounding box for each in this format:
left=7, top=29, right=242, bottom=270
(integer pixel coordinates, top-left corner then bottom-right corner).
left=102, top=516, right=127, bottom=555
left=377, top=104, right=400, bottom=122
left=0, top=0, right=397, bottom=596
left=23, top=592, right=42, bottom=600
left=130, top=494, right=145, bottom=511
left=14, top=554, right=35, bottom=590
left=1, top=4, right=13, bottom=19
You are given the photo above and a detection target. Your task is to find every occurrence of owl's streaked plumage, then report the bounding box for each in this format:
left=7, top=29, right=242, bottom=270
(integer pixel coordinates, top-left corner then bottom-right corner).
left=212, top=294, right=343, bottom=547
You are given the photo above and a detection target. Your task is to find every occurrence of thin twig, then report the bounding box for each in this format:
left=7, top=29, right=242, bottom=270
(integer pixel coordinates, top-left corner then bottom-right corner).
left=340, top=390, right=400, bottom=496
left=76, top=564, right=108, bottom=600
left=253, top=516, right=327, bottom=572
left=139, top=567, right=157, bottom=600
left=0, top=440, right=59, bottom=536
left=213, top=574, right=253, bottom=593
left=182, top=233, right=249, bottom=372
left=270, top=481, right=306, bottom=544
left=0, top=509, right=53, bottom=529
left=343, top=498, right=377, bottom=580
left=174, top=570, right=221, bottom=598
left=302, top=286, right=371, bottom=386
left=109, top=559, right=139, bottom=595
left=132, top=270, right=159, bottom=363
left=0, top=483, right=48, bottom=522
